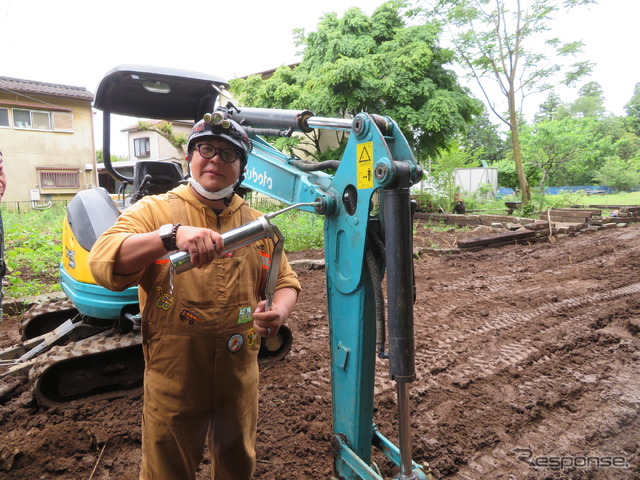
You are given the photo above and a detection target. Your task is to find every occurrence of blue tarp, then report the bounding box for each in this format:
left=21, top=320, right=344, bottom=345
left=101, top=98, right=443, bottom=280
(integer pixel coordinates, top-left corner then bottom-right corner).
left=544, top=185, right=614, bottom=195
left=497, top=185, right=617, bottom=198
left=496, top=187, right=515, bottom=198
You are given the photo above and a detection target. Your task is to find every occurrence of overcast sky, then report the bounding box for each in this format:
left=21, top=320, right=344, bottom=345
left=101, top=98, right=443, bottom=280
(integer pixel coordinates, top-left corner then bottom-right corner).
left=1, top=0, right=638, bottom=156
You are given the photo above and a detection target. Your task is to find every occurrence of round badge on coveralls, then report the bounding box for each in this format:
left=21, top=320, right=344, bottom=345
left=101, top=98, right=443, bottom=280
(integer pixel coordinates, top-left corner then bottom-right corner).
left=227, top=333, right=244, bottom=353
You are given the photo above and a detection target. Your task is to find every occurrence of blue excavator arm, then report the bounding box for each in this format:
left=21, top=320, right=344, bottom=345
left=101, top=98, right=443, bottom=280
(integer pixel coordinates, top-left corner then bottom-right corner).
left=229, top=106, right=432, bottom=480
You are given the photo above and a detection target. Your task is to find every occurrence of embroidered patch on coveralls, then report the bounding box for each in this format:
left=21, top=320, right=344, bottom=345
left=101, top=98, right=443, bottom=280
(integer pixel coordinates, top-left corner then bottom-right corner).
left=228, top=333, right=244, bottom=353
left=179, top=308, right=200, bottom=325
left=246, top=328, right=258, bottom=347
left=237, top=306, right=253, bottom=324
left=156, top=286, right=174, bottom=310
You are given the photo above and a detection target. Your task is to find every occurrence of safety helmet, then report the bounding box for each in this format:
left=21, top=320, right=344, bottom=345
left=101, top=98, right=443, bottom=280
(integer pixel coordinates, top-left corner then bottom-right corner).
left=187, top=113, right=252, bottom=165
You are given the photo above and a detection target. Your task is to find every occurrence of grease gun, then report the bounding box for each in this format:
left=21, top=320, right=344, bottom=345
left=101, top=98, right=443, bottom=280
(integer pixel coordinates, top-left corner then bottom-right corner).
left=168, top=202, right=319, bottom=309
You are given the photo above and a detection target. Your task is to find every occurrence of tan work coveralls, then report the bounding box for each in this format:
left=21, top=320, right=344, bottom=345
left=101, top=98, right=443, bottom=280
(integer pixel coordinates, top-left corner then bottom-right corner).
left=89, top=185, right=301, bottom=480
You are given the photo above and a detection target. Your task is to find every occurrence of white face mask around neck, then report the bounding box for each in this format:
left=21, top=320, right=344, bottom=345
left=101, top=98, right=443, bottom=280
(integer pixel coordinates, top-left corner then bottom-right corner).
left=188, top=177, right=237, bottom=201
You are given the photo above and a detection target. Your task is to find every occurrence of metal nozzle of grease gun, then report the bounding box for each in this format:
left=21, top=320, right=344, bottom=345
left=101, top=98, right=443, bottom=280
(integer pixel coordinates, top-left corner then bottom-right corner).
left=168, top=202, right=319, bottom=274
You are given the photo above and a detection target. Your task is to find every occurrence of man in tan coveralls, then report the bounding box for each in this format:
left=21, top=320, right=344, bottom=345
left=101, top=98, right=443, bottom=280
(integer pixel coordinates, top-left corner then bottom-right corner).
left=89, top=117, right=301, bottom=480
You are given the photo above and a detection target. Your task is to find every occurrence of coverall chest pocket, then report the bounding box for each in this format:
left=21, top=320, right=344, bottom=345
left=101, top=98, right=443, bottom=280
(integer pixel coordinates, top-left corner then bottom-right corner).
left=180, top=254, right=252, bottom=308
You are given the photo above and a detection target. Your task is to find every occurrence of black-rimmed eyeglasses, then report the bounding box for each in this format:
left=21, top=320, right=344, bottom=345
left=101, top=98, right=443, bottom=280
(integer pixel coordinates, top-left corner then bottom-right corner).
left=194, top=144, right=241, bottom=163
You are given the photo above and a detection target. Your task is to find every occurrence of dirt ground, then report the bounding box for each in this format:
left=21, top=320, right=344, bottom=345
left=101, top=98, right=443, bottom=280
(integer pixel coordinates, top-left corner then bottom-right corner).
left=1, top=220, right=640, bottom=480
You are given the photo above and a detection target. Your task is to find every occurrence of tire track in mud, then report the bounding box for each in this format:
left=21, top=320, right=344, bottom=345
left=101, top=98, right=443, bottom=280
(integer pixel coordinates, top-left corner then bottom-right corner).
left=283, top=235, right=640, bottom=406
left=373, top=281, right=640, bottom=396
left=449, top=365, right=640, bottom=480
left=433, top=238, right=640, bottom=298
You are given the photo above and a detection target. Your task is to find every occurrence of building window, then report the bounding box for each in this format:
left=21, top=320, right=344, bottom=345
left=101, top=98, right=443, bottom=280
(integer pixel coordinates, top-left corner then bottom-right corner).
left=134, top=137, right=151, bottom=158
left=38, top=168, right=80, bottom=189
left=13, top=109, right=32, bottom=128
left=0, top=108, right=8, bottom=127
left=14, top=108, right=51, bottom=130
left=32, top=110, right=51, bottom=130
left=11, top=108, right=72, bottom=131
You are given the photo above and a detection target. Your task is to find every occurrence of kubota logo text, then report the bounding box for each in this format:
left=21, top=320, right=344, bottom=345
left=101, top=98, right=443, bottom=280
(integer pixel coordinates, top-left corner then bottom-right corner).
left=246, top=166, right=273, bottom=190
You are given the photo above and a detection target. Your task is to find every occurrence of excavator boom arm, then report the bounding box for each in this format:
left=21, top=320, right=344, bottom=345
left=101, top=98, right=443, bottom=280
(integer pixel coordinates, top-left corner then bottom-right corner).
left=233, top=106, right=429, bottom=479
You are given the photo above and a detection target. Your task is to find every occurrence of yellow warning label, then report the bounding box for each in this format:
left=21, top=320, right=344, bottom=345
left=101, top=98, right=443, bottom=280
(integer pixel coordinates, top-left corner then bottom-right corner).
left=356, top=142, right=373, bottom=190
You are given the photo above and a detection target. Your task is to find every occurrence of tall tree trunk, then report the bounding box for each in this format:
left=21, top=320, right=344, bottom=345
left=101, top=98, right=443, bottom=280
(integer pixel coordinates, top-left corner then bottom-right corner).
left=507, top=89, right=531, bottom=205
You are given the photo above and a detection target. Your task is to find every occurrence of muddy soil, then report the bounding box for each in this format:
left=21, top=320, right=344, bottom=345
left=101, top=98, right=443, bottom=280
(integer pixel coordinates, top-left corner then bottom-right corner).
left=1, top=222, right=640, bottom=480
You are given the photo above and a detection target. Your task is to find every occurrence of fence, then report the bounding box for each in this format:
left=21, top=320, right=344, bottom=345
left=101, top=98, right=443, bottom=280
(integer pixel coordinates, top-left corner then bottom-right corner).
left=0, top=196, right=284, bottom=214
left=1, top=199, right=69, bottom=213
left=244, top=195, right=286, bottom=212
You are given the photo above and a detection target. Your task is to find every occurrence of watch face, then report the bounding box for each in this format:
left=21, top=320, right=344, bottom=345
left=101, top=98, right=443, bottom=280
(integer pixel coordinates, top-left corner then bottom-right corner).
left=159, top=224, right=173, bottom=238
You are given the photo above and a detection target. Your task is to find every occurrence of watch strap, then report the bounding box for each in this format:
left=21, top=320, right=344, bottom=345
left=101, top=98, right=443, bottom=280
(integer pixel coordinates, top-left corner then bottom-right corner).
left=168, top=223, right=181, bottom=251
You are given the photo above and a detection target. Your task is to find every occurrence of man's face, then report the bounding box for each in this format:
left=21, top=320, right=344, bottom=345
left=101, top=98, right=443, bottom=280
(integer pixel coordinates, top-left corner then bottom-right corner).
left=188, top=137, right=242, bottom=193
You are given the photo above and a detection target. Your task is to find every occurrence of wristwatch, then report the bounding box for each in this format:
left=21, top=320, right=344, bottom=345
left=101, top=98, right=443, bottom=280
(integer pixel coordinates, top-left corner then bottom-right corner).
left=159, top=223, right=181, bottom=251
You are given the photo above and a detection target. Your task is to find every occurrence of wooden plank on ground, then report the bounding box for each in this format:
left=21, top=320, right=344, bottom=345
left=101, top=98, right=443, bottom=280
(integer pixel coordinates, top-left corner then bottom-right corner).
left=457, top=229, right=540, bottom=249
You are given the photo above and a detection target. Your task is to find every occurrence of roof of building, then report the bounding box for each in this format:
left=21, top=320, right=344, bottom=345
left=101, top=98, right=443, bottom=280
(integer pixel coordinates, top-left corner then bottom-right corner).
left=0, top=76, right=94, bottom=101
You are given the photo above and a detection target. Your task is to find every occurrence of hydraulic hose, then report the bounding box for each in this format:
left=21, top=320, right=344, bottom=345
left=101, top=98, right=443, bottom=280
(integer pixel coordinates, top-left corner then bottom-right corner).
left=365, top=247, right=386, bottom=359
left=245, top=127, right=294, bottom=138
left=291, top=159, right=341, bottom=172
left=365, top=222, right=387, bottom=358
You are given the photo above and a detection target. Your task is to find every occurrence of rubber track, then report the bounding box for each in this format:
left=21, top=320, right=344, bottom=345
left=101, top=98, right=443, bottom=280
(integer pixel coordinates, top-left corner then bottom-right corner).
left=29, top=331, right=142, bottom=407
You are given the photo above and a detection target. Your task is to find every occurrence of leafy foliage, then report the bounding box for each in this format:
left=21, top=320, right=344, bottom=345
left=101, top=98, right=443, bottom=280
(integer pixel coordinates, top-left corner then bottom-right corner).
left=520, top=117, right=595, bottom=191
left=625, top=82, right=640, bottom=135
left=493, top=158, right=541, bottom=191
left=271, top=211, right=325, bottom=252
left=593, top=156, right=640, bottom=193
left=96, top=150, right=128, bottom=163
left=230, top=1, right=481, bottom=162
left=458, top=109, right=507, bottom=163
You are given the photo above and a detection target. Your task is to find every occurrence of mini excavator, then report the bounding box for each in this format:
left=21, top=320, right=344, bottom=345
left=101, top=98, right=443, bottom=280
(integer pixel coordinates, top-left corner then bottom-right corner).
left=0, top=65, right=432, bottom=479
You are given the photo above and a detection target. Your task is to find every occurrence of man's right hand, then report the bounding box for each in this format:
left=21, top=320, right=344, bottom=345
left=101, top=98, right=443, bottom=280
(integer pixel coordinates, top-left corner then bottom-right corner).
left=175, top=226, right=224, bottom=269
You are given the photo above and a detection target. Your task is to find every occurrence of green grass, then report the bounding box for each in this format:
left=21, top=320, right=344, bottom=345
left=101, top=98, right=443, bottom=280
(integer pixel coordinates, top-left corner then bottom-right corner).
left=573, top=190, right=640, bottom=206
left=3, top=204, right=65, bottom=298
left=269, top=210, right=325, bottom=251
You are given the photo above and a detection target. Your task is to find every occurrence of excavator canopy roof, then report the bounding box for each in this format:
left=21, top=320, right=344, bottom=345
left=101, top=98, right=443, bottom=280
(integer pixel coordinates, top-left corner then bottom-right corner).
left=93, top=64, right=229, bottom=123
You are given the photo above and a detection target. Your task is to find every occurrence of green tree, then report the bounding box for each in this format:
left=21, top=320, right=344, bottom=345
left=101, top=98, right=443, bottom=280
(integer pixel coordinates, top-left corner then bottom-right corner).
left=459, top=109, right=507, bottom=163
left=493, top=158, right=541, bottom=191
left=593, top=155, right=640, bottom=192
left=520, top=117, right=593, bottom=201
left=543, top=116, right=623, bottom=186
left=613, top=131, right=640, bottom=162
left=570, top=81, right=606, bottom=118
left=429, top=141, right=481, bottom=207
left=625, top=82, right=640, bottom=135
left=420, top=0, right=596, bottom=205
left=230, top=1, right=481, bottom=162
left=534, top=92, right=564, bottom=123
left=96, top=150, right=128, bottom=163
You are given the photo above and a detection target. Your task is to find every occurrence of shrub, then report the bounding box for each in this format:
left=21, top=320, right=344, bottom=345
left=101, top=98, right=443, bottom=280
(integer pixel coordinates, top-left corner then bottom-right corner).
left=593, top=156, right=640, bottom=192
